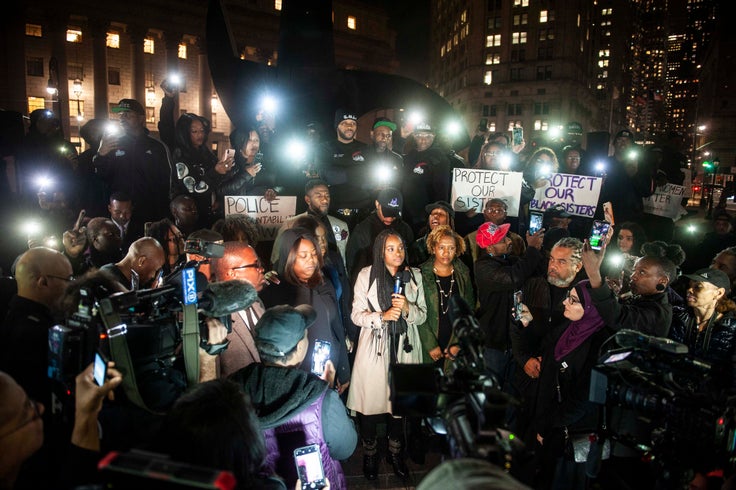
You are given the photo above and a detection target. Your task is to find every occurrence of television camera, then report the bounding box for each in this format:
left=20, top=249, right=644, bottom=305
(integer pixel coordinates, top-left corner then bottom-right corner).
left=389, top=296, right=526, bottom=473
left=48, top=238, right=256, bottom=415
left=590, top=329, right=736, bottom=483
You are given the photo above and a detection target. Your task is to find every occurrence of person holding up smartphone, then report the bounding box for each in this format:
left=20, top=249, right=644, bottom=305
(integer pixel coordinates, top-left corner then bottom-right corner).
left=230, top=304, right=357, bottom=490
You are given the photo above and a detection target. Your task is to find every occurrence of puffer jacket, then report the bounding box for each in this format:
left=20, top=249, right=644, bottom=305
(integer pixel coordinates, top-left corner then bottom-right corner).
left=669, top=307, right=736, bottom=391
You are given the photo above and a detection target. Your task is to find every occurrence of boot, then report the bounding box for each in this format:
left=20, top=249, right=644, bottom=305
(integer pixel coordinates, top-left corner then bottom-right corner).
left=362, top=438, right=378, bottom=481
left=408, top=422, right=427, bottom=465
left=387, top=438, right=409, bottom=479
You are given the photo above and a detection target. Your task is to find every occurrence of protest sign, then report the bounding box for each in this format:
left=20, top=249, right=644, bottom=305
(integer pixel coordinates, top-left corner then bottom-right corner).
left=224, top=195, right=297, bottom=240
left=642, top=184, right=687, bottom=221
left=529, top=173, right=602, bottom=218
left=451, top=168, right=524, bottom=217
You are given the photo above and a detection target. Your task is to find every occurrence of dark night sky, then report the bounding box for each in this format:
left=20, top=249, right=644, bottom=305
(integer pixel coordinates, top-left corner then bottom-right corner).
left=358, top=0, right=431, bottom=83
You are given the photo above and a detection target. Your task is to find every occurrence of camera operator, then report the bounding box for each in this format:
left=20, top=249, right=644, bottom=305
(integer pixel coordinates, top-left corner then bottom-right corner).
left=99, top=237, right=165, bottom=290
left=581, top=239, right=685, bottom=488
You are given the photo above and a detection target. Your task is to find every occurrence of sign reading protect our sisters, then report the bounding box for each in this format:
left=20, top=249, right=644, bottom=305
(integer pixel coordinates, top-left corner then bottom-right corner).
left=642, top=184, right=688, bottom=221
left=529, top=173, right=603, bottom=217
left=224, top=195, right=297, bottom=241
left=451, top=168, right=524, bottom=217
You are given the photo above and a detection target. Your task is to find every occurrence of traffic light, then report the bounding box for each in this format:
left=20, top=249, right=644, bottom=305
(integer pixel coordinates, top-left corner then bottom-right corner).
left=703, top=160, right=713, bottom=171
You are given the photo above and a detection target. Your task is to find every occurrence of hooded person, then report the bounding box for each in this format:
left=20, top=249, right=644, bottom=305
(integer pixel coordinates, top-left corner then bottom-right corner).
left=229, top=304, right=357, bottom=490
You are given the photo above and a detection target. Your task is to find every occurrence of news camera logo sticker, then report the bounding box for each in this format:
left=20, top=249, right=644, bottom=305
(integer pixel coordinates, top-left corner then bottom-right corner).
left=182, top=268, right=198, bottom=305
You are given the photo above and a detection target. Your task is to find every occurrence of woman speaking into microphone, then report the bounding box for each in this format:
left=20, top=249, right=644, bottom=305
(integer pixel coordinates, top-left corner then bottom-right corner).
left=347, top=229, right=426, bottom=481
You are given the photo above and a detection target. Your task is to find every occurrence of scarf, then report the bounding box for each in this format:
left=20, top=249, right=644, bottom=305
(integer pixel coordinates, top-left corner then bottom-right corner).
left=554, top=279, right=606, bottom=361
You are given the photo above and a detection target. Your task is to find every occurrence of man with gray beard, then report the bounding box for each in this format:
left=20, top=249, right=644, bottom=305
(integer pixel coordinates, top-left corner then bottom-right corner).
left=510, top=237, right=585, bottom=445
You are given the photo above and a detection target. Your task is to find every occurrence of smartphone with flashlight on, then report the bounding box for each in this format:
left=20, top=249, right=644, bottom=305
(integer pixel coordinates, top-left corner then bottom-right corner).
left=93, top=351, right=108, bottom=386
left=589, top=220, right=611, bottom=251
left=225, top=148, right=235, bottom=159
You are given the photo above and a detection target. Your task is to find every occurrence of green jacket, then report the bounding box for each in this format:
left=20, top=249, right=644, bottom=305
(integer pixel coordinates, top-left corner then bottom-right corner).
left=417, top=258, right=476, bottom=364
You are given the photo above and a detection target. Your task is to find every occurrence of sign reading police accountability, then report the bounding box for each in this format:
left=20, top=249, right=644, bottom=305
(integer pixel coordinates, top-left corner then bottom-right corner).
left=529, top=173, right=603, bottom=217
left=224, top=196, right=297, bottom=241
left=451, top=168, right=524, bottom=217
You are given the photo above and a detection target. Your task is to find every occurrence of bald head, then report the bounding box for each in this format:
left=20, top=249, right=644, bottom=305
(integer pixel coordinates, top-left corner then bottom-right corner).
left=211, top=241, right=265, bottom=291
left=14, top=247, right=73, bottom=312
left=123, top=237, right=165, bottom=289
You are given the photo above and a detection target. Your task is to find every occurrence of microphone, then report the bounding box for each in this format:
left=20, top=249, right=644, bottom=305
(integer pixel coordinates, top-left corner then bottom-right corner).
left=198, top=279, right=259, bottom=317
left=394, top=275, right=403, bottom=294
left=393, top=268, right=411, bottom=294
left=614, top=329, right=688, bottom=355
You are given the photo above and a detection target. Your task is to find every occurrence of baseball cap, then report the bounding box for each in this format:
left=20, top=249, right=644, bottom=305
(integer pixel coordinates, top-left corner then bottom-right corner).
left=377, top=187, right=403, bottom=218
left=334, top=109, right=358, bottom=128
left=425, top=200, right=455, bottom=219
left=254, top=305, right=317, bottom=357
left=414, top=122, right=433, bottom=133
left=545, top=204, right=572, bottom=219
left=373, top=117, right=397, bottom=132
left=112, top=99, right=145, bottom=115
left=476, top=222, right=511, bottom=249
left=683, top=268, right=731, bottom=294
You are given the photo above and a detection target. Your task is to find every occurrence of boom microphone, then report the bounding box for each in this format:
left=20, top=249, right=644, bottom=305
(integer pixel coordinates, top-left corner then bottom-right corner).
left=198, top=280, right=259, bottom=317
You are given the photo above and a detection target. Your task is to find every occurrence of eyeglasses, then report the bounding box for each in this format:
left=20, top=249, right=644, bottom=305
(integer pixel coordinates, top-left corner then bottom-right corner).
left=484, top=151, right=500, bottom=157
left=565, top=291, right=581, bottom=305
left=0, top=397, right=41, bottom=440
left=47, top=274, right=75, bottom=282
left=485, top=207, right=506, bottom=214
left=231, top=260, right=263, bottom=271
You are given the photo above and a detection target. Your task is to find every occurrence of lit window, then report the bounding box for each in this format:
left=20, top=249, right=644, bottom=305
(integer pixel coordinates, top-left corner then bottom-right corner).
left=453, top=33, right=458, bottom=46
left=541, top=121, right=549, bottom=131
left=489, top=123, right=496, bottom=132
left=486, top=53, right=501, bottom=64
left=144, top=37, right=155, bottom=54
left=484, top=70, right=493, bottom=85
left=599, top=49, right=610, bottom=57
left=441, top=46, right=445, bottom=57
left=602, top=8, right=612, bottom=15
left=461, top=10, right=467, bottom=23
left=512, top=32, right=527, bottom=44
left=178, top=43, right=187, bottom=59
left=486, top=34, right=501, bottom=47
left=26, top=24, right=42, bottom=37
left=540, top=10, right=548, bottom=22
left=513, top=0, right=529, bottom=6
left=347, top=15, right=357, bottom=30
left=534, top=120, right=542, bottom=130
left=274, top=0, right=282, bottom=10
left=28, top=97, right=46, bottom=114
left=66, top=29, right=82, bottom=43
left=106, top=33, right=120, bottom=49
left=146, top=107, right=155, bottom=124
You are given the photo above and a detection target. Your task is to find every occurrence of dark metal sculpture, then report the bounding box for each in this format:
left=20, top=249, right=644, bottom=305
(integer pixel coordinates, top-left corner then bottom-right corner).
left=205, top=0, right=469, bottom=148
